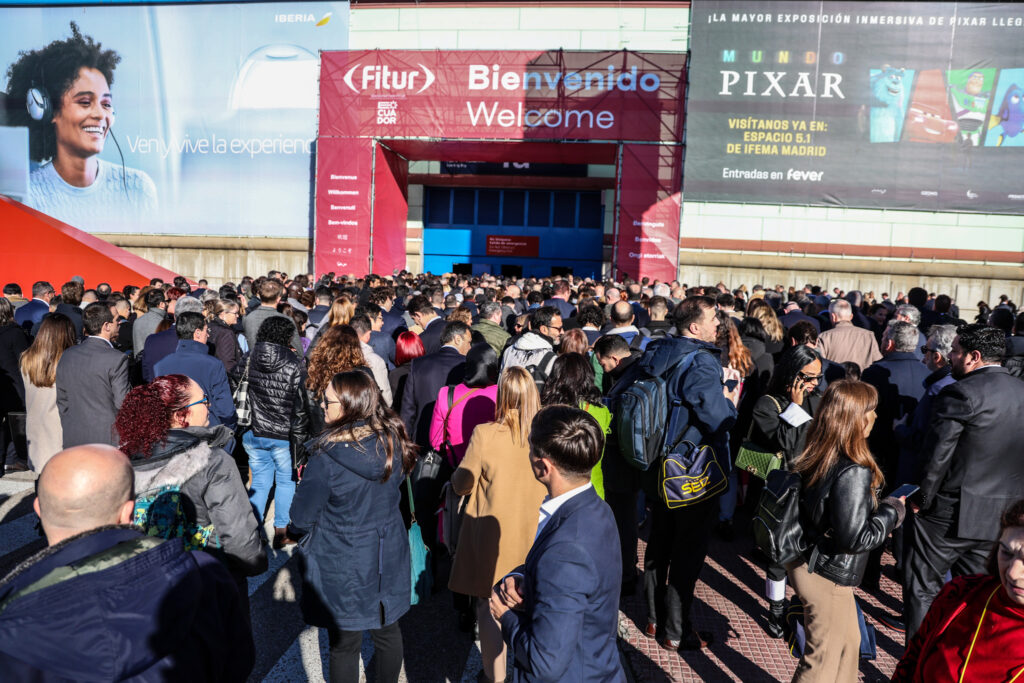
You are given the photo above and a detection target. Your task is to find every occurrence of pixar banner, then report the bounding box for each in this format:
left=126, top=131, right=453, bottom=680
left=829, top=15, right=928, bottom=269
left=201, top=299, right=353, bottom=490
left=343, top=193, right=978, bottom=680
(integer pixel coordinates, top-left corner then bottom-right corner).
left=686, top=1, right=1024, bottom=214
left=0, top=2, right=348, bottom=236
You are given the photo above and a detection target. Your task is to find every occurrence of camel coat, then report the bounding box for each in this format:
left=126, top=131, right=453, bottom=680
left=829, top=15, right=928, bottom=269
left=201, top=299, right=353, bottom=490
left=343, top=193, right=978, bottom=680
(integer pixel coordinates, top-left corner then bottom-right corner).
left=21, top=371, right=62, bottom=472
left=447, top=421, right=547, bottom=599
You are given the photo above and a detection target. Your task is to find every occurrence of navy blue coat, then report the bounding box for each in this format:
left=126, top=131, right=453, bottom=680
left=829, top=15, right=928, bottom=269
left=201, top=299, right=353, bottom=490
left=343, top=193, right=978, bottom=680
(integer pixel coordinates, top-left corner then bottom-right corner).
left=0, top=526, right=252, bottom=682
left=13, top=298, right=48, bottom=334
left=154, top=339, right=237, bottom=431
left=637, top=336, right=738, bottom=468
left=780, top=310, right=820, bottom=333
left=142, top=327, right=179, bottom=383
left=289, top=425, right=411, bottom=631
left=862, top=351, right=930, bottom=472
left=499, top=487, right=626, bottom=683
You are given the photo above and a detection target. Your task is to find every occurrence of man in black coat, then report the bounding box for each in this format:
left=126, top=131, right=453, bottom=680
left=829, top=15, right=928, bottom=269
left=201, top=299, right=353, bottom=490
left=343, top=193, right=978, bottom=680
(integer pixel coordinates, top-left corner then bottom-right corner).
left=779, top=300, right=821, bottom=333
left=55, top=303, right=131, bottom=448
left=400, top=321, right=471, bottom=449
left=33, top=281, right=84, bottom=341
left=903, top=324, right=1024, bottom=641
left=407, top=295, right=446, bottom=355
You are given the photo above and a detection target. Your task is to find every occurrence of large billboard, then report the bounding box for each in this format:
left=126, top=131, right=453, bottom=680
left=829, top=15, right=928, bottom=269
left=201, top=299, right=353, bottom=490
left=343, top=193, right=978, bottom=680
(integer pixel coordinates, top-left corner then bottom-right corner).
left=317, top=49, right=687, bottom=280
left=686, top=1, right=1024, bottom=213
left=0, top=2, right=348, bottom=237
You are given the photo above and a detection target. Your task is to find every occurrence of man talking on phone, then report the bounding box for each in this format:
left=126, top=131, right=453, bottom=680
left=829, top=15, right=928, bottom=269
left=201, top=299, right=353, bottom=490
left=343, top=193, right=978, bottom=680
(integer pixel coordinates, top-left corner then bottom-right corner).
left=490, top=405, right=626, bottom=683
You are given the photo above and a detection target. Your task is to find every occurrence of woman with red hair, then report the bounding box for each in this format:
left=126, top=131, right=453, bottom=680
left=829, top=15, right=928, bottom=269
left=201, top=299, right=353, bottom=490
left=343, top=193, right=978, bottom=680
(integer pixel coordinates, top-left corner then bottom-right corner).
left=116, top=374, right=266, bottom=589
left=388, top=331, right=425, bottom=412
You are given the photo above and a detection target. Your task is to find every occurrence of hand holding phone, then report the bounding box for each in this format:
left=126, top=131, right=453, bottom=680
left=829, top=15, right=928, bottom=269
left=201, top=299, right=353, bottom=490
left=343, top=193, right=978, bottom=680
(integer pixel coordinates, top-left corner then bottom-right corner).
left=888, top=484, right=920, bottom=500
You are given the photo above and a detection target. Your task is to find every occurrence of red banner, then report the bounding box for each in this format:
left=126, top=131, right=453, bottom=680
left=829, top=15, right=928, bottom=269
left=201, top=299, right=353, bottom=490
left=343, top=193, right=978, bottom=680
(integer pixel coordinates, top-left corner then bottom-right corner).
left=314, top=137, right=373, bottom=276
left=486, top=235, right=540, bottom=257
left=320, top=50, right=685, bottom=143
left=616, top=144, right=681, bottom=283
left=372, top=144, right=409, bottom=275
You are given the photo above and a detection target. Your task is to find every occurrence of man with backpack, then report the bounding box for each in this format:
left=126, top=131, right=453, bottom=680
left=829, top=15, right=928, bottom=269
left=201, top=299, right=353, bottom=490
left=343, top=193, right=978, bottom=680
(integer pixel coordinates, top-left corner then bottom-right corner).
left=500, top=305, right=562, bottom=385
left=637, top=296, right=739, bottom=651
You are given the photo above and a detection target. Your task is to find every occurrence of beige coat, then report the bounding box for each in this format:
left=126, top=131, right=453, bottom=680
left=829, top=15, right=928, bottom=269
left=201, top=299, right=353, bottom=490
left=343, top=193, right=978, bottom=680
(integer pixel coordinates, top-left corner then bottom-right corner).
left=22, top=370, right=63, bottom=472
left=447, top=421, right=547, bottom=599
left=818, top=320, right=883, bottom=372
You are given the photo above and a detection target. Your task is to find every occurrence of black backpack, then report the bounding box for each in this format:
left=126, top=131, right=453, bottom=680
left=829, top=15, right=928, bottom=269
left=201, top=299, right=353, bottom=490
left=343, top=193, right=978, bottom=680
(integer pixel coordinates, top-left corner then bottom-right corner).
left=753, top=469, right=806, bottom=565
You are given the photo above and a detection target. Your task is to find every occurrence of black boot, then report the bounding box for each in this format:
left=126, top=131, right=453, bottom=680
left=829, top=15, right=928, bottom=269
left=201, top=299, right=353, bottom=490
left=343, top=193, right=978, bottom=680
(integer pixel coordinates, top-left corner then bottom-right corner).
left=765, top=599, right=786, bottom=639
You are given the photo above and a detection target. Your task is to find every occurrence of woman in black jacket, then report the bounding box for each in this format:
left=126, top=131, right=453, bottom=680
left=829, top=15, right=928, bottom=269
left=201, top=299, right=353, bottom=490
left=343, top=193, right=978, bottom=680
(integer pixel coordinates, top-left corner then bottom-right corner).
left=788, top=380, right=906, bottom=682
left=289, top=370, right=415, bottom=683
left=204, top=298, right=243, bottom=374
left=235, top=316, right=310, bottom=549
left=0, top=299, right=30, bottom=471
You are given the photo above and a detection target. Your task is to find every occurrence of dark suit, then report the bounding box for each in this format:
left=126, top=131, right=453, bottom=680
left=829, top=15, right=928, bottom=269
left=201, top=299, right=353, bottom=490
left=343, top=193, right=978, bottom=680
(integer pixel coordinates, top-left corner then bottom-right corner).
left=33, top=303, right=84, bottom=341
left=13, top=299, right=48, bottom=334
left=779, top=309, right=820, bottom=332
left=862, top=351, right=930, bottom=474
left=399, top=346, right=466, bottom=448
left=55, top=336, right=130, bottom=448
left=903, top=365, right=1024, bottom=640
left=154, top=339, right=237, bottom=431
left=417, top=316, right=447, bottom=356
left=499, top=487, right=625, bottom=683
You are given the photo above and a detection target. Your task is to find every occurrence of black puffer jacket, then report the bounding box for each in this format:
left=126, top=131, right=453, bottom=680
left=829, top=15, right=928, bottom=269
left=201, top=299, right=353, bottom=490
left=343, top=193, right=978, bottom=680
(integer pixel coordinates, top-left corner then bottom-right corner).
left=234, top=342, right=310, bottom=448
left=799, top=456, right=904, bottom=587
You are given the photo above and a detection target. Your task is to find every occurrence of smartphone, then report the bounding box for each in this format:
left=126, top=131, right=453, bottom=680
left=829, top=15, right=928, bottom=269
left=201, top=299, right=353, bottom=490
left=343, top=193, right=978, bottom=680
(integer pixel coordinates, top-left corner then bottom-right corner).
left=889, top=484, right=920, bottom=499
left=724, top=378, right=739, bottom=391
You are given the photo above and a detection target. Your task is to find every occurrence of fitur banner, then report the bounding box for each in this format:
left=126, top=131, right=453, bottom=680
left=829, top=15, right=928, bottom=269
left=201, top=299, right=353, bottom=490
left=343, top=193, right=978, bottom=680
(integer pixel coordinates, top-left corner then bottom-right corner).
left=316, top=49, right=687, bottom=280
left=686, top=1, right=1024, bottom=213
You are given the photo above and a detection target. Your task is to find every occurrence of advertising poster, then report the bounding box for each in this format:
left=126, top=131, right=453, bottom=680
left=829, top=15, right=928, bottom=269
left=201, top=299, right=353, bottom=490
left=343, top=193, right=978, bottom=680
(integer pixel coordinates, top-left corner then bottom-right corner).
left=686, top=1, right=1024, bottom=213
left=0, top=2, right=348, bottom=236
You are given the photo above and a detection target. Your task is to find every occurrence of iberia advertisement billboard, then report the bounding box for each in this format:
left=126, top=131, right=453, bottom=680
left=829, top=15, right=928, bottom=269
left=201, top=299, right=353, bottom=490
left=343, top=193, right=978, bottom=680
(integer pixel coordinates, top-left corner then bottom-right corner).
left=685, top=1, right=1024, bottom=213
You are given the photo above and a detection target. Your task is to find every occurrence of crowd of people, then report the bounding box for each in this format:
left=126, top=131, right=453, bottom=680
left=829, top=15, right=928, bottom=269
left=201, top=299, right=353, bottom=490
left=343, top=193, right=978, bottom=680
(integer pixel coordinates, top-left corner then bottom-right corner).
left=0, top=271, right=1023, bottom=682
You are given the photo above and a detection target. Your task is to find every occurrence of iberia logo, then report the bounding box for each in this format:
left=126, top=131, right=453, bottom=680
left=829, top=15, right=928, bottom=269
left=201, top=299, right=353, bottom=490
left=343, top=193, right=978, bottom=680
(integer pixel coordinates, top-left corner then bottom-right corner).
left=274, top=11, right=332, bottom=25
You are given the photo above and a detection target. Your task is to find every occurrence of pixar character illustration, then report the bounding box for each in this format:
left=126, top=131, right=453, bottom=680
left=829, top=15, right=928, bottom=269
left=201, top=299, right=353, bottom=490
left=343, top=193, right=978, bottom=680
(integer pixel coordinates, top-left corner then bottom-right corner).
left=947, top=69, right=994, bottom=146
left=985, top=69, right=1024, bottom=147
left=904, top=69, right=958, bottom=143
left=868, top=66, right=913, bottom=143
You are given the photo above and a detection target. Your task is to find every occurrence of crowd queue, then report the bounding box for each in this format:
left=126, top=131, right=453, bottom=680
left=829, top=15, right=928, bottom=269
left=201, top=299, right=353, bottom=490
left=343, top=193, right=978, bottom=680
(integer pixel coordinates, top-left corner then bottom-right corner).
left=0, top=272, right=1022, bottom=682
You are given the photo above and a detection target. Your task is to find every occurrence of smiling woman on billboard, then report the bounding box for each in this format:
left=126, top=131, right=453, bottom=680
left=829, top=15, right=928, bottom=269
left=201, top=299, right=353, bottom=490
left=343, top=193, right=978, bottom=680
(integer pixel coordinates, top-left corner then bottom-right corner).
left=5, top=22, right=157, bottom=231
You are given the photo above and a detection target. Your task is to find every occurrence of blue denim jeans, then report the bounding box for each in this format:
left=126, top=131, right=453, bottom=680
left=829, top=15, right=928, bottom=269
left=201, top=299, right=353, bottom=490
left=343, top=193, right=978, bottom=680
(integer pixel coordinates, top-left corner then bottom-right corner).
left=243, top=431, right=294, bottom=528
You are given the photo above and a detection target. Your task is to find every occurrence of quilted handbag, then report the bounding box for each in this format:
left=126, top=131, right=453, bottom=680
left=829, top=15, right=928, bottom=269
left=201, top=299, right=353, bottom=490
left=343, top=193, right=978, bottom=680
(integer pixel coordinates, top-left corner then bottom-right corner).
left=736, top=442, right=783, bottom=480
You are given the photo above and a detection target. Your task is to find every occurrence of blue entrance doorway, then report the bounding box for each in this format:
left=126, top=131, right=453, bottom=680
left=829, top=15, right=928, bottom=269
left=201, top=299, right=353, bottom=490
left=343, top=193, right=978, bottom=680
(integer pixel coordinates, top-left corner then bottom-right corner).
left=422, top=186, right=604, bottom=278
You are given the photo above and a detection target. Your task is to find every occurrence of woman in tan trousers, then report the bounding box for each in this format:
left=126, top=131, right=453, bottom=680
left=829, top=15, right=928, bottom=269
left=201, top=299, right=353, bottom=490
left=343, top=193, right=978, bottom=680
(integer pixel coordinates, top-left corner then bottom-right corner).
left=448, top=367, right=545, bottom=683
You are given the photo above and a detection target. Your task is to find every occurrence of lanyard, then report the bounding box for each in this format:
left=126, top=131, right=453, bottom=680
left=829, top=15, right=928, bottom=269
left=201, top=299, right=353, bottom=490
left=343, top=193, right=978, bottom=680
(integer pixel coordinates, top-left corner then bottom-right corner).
left=958, top=586, right=1024, bottom=683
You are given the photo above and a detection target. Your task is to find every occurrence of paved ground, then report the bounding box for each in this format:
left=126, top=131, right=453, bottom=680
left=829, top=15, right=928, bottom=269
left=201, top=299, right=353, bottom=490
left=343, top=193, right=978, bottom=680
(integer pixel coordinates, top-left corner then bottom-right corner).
left=0, top=470, right=906, bottom=681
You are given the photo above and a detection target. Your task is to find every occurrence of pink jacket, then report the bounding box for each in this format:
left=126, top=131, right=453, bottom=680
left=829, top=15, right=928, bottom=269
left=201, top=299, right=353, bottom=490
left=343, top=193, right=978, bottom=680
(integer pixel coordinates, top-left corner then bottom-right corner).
left=428, top=383, right=499, bottom=467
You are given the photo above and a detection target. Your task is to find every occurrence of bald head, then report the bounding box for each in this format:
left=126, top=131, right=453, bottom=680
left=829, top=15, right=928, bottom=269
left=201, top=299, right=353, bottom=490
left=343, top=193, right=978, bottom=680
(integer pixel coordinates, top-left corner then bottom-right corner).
left=35, top=445, right=135, bottom=546
left=610, top=300, right=635, bottom=326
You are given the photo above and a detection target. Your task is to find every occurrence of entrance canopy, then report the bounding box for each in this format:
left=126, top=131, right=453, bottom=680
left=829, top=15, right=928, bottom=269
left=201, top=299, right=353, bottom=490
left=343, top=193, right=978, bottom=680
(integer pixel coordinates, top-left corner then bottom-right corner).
left=315, top=48, right=686, bottom=281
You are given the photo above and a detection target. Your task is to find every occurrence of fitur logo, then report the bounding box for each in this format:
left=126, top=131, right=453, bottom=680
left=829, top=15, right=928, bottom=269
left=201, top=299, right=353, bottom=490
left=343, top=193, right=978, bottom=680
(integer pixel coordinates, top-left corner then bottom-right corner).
left=343, top=64, right=437, bottom=94
left=275, top=11, right=332, bottom=25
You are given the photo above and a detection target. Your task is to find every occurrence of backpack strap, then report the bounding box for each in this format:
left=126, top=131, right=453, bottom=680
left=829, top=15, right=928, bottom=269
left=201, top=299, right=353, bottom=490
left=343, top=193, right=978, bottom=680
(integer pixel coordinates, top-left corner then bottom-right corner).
left=629, top=333, right=644, bottom=350
left=664, top=349, right=708, bottom=451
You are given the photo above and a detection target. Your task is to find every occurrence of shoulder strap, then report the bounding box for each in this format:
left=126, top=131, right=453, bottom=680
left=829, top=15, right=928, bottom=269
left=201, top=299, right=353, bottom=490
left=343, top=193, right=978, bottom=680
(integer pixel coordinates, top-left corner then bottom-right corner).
left=629, top=333, right=644, bottom=350
left=767, top=395, right=783, bottom=414
left=665, top=349, right=708, bottom=450
left=442, top=385, right=480, bottom=443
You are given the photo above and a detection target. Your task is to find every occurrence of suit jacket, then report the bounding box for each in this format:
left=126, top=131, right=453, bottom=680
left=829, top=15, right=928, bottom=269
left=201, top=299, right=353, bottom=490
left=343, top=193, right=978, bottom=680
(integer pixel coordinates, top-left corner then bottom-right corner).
left=417, top=316, right=447, bottom=355
left=154, top=340, right=237, bottom=430
left=818, top=320, right=882, bottom=371
left=919, top=365, right=1024, bottom=541
left=14, top=299, right=49, bottom=334
left=55, top=336, right=130, bottom=448
left=780, top=310, right=821, bottom=332
left=499, top=487, right=626, bottom=683
left=142, top=327, right=179, bottom=383
left=399, top=346, right=466, bottom=447
left=32, top=303, right=85, bottom=342
left=862, top=351, right=930, bottom=472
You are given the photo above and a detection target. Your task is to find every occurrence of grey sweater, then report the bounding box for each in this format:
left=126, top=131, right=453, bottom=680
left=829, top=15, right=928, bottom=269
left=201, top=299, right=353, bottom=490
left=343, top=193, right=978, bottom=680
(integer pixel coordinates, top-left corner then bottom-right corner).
left=242, top=306, right=304, bottom=357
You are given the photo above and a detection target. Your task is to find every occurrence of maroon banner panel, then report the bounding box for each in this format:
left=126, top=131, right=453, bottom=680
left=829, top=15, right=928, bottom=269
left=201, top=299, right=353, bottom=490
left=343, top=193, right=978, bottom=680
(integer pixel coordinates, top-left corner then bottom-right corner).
left=616, top=143, right=682, bottom=282
left=372, top=144, right=410, bottom=275
left=319, top=50, right=686, bottom=143
left=315, top=137, right=373, bottom=276
left=486, top=235, right=540, bottom=257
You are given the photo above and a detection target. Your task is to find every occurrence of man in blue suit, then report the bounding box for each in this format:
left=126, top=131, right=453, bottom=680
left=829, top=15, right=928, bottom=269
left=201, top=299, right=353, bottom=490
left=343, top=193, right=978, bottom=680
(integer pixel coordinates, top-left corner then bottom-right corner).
left=490, top=404, right=626, bottom=683
left=14, top=281, right=54, bottom=334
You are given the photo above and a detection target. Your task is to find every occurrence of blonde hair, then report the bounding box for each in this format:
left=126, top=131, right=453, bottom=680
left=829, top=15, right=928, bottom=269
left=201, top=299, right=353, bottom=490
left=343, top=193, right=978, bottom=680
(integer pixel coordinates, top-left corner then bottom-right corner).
left=133, top=285, right=155, bottom=315
left=495, top=366, right=540, bottom=447
left=747, top=298, right=784, bottom=343
left=323, top=296, right=355, bottom=328
left=20, top=314, right=76, bottom=388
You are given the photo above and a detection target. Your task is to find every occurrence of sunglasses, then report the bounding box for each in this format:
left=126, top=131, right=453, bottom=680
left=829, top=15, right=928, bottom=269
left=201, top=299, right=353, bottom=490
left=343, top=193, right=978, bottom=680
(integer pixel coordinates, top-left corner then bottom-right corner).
left=183, top=394, right=209, bottom=409
left=797, top=372, right=823, bottom=383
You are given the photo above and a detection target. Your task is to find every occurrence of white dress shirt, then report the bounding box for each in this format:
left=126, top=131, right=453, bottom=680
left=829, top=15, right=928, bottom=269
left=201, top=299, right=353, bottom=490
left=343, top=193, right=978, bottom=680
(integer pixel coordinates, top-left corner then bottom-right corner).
left=535, top=483, right=592, bottom=540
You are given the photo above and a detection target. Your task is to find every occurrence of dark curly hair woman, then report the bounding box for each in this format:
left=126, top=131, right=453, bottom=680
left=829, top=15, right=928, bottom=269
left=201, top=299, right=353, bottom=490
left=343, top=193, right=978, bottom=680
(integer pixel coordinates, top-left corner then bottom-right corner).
left=115, top=374, right=267, bottom=593
left=5, top=22, right=156, bottom=230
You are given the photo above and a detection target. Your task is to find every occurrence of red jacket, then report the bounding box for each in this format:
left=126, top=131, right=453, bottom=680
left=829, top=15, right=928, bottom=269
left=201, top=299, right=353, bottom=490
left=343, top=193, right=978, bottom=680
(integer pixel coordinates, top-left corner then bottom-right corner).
left=893, top=575, right=1024, bottom=682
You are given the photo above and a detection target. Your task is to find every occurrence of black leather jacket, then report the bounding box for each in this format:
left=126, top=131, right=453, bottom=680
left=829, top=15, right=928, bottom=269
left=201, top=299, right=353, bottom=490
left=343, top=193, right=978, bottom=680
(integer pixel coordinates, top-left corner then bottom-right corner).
left=234, top=341, right=310, bottom=447
left=799, top=457, right=903, bottom=587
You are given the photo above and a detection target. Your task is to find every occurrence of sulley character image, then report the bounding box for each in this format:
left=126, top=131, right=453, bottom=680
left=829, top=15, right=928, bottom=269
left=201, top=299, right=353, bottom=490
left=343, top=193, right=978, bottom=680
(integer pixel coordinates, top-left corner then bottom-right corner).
left=870, top=66, right=907, bottom=143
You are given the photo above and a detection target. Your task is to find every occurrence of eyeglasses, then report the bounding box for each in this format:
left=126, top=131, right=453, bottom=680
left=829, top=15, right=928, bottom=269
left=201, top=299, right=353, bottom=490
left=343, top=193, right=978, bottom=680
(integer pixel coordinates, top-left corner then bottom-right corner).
left=546, top=325, right=563, bottom=332
left=183, top=394, right=209, bottom=409
left=320, top=398, right=341, bottom=408
left=797, top=372, right=823, bottom=383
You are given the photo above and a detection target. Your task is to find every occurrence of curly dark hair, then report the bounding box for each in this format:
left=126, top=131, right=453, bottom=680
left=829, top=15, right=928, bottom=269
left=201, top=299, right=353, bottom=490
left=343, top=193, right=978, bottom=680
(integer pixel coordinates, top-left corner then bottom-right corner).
left=5, top=22, right=121, bottom=162
left=306, top=324, right=365, bottom=396
left=116, top=374, right=193, bottom=459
